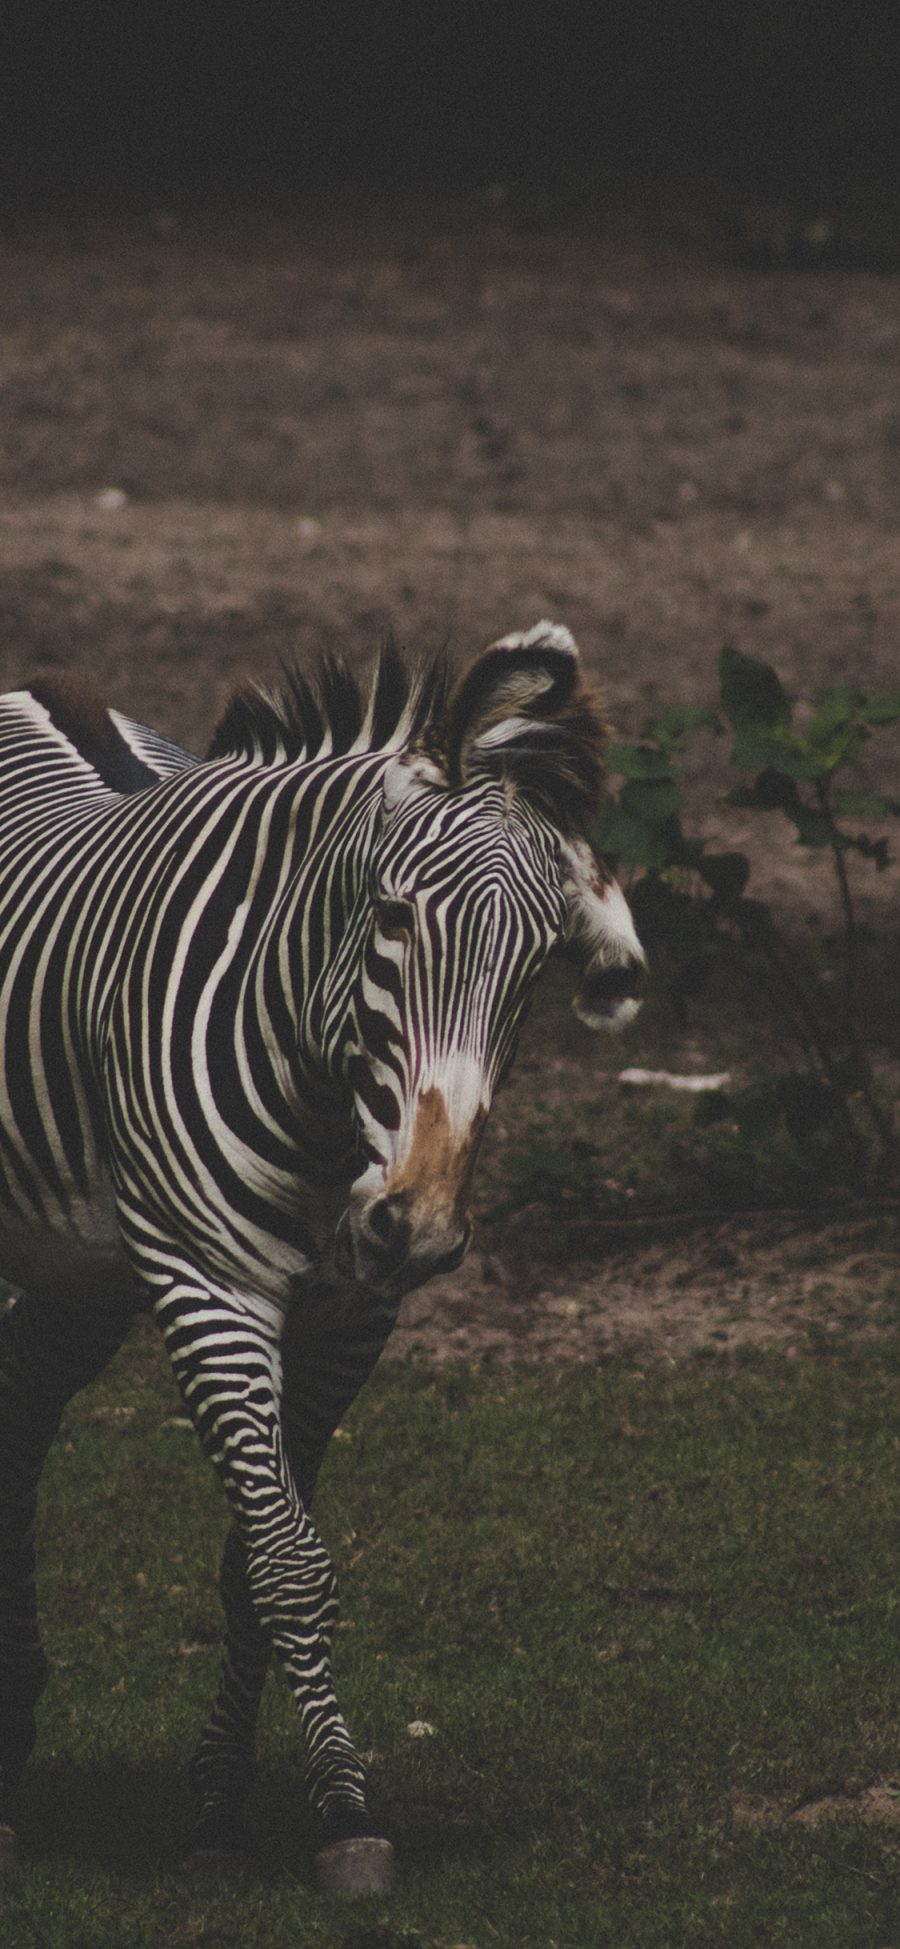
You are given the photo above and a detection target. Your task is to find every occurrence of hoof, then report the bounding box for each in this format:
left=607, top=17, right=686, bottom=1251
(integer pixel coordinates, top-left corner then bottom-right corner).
left=316, top=1834, right=395, bottom=1897
left=0, top=1822, right=18, bottom=1869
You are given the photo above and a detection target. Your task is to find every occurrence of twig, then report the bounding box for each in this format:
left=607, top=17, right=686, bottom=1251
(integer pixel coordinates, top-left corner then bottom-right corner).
left=496, top=1196, right=900, bottom=1244
left=813, top=778, right=897, bottom=1157
left=807, top=1845, right=885, bottom=1890
left=816, top=777, right=859, bottom=1029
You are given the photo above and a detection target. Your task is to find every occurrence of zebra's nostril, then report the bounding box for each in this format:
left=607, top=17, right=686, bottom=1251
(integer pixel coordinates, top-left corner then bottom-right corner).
left=364, top=1195, right=409, bottom=1252
left=366, top=1198, right=394, bottom=1243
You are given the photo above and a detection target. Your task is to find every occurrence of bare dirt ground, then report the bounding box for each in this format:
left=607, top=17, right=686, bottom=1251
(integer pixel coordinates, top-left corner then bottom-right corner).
left=390, top=1205, right=900, bottom=1364
left=731, top=1778, right=900, bottom=1833
left=1, top=186, right=898, bottom=1361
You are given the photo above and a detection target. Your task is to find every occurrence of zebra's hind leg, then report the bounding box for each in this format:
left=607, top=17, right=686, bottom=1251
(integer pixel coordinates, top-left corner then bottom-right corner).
left=0, top=1291, right=130, bottom=1858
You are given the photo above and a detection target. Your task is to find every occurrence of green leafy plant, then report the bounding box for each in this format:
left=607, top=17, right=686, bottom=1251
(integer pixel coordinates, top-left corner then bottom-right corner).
left=592, top=646, right=900, bottom=1182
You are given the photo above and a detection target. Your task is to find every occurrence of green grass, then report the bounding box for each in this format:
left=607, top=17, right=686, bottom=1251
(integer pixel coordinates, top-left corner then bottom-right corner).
left=5, top=1328, right=900, bottom=1946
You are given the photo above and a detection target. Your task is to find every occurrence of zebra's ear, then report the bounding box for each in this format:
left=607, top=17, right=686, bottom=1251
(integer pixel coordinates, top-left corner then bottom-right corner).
left=382, top=750, right=444, bottom=814
left=559, top=835, right=646, bottom=1031
left=445, top=622, right=581, bottom=786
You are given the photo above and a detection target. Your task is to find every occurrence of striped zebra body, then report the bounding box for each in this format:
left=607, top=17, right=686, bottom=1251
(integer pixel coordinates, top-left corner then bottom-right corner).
left=0, top=626, right=644, bottom=1890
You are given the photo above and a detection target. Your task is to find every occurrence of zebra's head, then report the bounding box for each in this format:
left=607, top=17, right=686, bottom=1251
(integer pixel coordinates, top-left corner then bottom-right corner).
left=333, top=624, right=645, bottom=1297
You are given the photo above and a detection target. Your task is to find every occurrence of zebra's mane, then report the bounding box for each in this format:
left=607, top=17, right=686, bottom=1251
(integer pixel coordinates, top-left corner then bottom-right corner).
left=207, top=641, right=449, bottom=769
left=207, top=633, right=609, bottom=828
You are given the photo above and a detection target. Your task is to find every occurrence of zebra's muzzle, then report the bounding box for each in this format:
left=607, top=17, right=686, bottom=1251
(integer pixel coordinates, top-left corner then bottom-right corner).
left=334, top=1198, right=472, bottom=1295
left=355, top=1192, right=412, bottom=1272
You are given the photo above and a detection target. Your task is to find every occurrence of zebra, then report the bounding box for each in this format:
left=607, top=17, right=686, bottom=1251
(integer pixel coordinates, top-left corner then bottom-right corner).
left=0, top=621, right=644, bottom=1894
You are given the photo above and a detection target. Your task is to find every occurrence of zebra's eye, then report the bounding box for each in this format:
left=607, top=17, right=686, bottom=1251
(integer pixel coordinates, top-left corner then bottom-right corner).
left=374, top=895, right=415, bottom=940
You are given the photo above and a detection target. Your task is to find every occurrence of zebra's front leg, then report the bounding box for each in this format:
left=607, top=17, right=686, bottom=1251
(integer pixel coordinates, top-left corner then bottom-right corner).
left=189, top=1298, right=398, bottom=1876
left=156, top=1285, right=393, bottom=1896
left=184, top=1523, right=270, bottom=1863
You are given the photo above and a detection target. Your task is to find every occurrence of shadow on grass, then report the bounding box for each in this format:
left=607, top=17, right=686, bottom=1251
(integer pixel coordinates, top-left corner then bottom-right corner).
left=244, top=1768, right=520, bottom=1883
left=19, top=1754, right=457, bottom=1886
left=18, top=1755, right=196, bottom=1874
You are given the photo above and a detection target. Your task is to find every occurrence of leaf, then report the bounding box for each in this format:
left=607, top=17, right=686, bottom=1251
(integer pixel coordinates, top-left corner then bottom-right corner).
left=699, top=852, right=750, bottom=904
left=730, top=726, right=822, bottom=779
left=619, top=777, right=684, bottom=822
left=803, top=699, right=868, bottom=771
left=787, top=805, right=844, bottom=848
left=607, top=741, right=674, bottom=781
left=863, top=689, right=900, bottom=724
left=737, top=896, right=777, bottom=934
left=727, top=769, right=801, bottom=812
left=629, top=874, right=706, bottom=942
left=812, top=737, right=867, bottom=776
left=834, top=789, right=900, bottom=818
left=591, top=805, right=673, bottom=870
left=648, top=704, right=721, bottom=745
left=847, top=833, right=892, bottom=870
left=806, top=685, right=860, bottom=731
left=719, top=645, right=791, bottom=730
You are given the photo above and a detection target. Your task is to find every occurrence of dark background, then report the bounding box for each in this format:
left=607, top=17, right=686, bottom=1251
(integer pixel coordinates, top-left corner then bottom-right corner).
left=2, top=2, right=900, bottom=200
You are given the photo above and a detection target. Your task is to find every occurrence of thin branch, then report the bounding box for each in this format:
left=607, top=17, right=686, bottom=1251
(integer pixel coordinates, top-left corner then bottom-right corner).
left=815, top=777, right=858, bottom=1028
left=535, top=1196, right=900, bottom=1244
left=812, top=780, right=897, bottom=1157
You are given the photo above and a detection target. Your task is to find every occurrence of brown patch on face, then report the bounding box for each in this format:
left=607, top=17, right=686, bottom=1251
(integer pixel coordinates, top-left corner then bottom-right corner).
left=586, top=848, right=613, bottom=895
left=385, top=1086, right=486, bottom=1225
